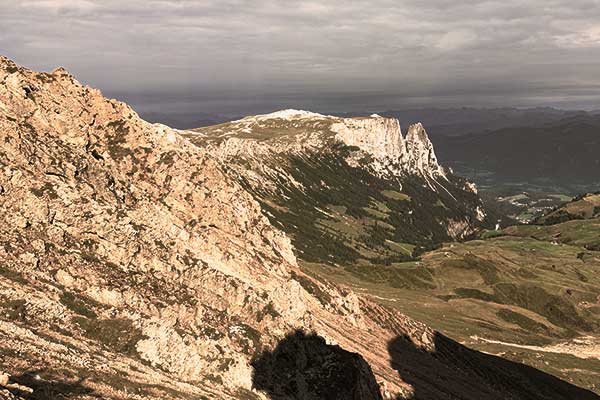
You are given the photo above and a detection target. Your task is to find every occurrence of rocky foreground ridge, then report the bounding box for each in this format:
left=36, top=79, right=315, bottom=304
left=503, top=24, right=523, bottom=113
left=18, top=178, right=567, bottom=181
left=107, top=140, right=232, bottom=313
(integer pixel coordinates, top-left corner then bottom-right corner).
left=0, top=56, right=598, bottom=399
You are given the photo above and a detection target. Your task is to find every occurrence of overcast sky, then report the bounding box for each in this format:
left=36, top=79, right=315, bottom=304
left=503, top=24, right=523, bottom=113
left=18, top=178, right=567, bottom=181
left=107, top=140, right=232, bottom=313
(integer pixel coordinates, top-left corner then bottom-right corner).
left=2, top=0, right=600, bottom=117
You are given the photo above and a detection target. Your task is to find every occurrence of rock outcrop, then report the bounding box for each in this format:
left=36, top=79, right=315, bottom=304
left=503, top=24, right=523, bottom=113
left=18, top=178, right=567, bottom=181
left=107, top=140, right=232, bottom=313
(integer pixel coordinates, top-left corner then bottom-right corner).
left=405, top=122, right=445, bottom=177
left=331, top=117, right=406, bottom=169
left=331, top=116, right=445, bottom=178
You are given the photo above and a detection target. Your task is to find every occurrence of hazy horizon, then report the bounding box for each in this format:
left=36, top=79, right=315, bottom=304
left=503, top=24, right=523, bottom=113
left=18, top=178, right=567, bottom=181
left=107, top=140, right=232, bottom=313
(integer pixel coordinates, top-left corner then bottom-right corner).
left=2, top=1, right=600, bottom=119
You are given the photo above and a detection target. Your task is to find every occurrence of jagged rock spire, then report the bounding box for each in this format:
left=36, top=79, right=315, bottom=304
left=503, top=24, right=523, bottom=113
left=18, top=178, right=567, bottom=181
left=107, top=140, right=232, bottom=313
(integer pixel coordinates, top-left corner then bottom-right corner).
left=405, top=122, right=445, bottom=177
left=331, top=115, right=445, bottom=178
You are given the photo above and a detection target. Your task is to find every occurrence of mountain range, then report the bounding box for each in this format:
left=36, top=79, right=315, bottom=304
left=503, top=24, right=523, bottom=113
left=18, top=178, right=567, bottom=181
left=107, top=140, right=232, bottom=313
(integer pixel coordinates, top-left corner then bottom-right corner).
left=1, top=56, right=599, bottom=399
left=146, top=105, right=600, bottom=195
left=342, top=107, right=589, bottom=138
left=435, top=114, right=600, bottom=188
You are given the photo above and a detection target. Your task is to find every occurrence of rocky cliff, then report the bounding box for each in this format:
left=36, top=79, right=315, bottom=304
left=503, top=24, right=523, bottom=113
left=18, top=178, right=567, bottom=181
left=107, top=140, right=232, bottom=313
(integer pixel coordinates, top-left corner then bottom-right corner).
left=331, top=116, right=445, bottom=178
left=1, top=57, right=597, bottom=400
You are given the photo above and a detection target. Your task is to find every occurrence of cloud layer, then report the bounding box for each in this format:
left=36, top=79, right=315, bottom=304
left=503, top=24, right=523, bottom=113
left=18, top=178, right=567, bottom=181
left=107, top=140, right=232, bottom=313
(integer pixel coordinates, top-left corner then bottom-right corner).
left=2, top=0, right=600, bottom=111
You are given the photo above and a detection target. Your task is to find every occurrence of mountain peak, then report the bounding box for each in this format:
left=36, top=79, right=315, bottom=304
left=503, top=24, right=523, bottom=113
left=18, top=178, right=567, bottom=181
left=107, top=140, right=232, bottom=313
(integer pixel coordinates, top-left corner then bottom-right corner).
left=331, top=115, right=406, bottom=166
left=332, top=117, right=445, bottom=178
left=405, top=122, right=445, bottom=177
left=51, top=66, right=72, bottom=77
left=406, top=122, right=426, bottom=138
left=0, top=55, right=20, bottom=73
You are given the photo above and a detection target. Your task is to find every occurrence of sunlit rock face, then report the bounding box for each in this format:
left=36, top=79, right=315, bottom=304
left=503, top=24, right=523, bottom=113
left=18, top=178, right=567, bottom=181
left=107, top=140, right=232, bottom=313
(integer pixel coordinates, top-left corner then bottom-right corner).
left=405, top=122, right=446, bottom=178
left=332, top=116, right=445, bottom=179
left=331, top=116, right=406, bottom=167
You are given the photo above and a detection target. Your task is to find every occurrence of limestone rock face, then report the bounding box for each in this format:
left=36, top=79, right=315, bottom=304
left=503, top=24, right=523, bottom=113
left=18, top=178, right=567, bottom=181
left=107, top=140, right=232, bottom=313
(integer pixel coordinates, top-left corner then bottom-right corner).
left=405, top=122, right=445, bottom=177
left=331, top=116, right=445, bottom=178
left=331, top=116, right=407, bottom=165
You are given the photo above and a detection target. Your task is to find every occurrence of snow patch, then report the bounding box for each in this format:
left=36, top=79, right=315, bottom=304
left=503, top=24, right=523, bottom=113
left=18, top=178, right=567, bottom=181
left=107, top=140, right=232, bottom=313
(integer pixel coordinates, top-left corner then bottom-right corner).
left=256, top=109, right=325, bottom=120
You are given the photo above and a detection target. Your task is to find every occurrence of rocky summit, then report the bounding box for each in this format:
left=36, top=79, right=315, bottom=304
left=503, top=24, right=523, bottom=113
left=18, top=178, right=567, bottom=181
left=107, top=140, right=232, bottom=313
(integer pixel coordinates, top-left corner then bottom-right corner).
left=1, top=56, right=599, bottom=400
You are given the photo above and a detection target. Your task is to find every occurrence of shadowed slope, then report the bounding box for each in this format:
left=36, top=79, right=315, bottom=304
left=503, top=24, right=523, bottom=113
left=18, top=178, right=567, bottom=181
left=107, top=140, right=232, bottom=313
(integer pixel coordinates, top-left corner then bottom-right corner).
left=252, top=330, right=382, bottom=400
left=388, top=332, right=600, bottom=400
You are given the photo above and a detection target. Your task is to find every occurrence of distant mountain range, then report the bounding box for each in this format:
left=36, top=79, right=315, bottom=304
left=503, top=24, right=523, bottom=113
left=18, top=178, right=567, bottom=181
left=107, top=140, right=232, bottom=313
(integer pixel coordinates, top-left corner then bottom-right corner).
left=434, top=113, right=600, bottom=187
left=140, top=110, right=237, bottom=129
left=337, top=107, right=590, bottom=138
left=142, top=106, right=590, bottom=133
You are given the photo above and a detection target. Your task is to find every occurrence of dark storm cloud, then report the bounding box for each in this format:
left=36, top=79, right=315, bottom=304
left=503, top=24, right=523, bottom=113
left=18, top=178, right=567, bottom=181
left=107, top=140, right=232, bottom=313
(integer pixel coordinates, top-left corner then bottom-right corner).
left=1, top=0, right=600, bottom=111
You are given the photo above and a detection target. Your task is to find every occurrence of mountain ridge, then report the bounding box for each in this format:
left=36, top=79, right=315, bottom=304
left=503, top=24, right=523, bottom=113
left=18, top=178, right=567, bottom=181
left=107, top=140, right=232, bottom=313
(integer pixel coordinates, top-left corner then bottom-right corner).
left=187, top=108, right=488, bottom=269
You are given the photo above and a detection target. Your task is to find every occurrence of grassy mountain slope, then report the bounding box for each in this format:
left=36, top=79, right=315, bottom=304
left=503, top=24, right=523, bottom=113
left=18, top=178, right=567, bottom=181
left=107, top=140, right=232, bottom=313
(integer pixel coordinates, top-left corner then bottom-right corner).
left=533, top=192, right=600, bottom=226
left=300, top=209, right=600, bottom=393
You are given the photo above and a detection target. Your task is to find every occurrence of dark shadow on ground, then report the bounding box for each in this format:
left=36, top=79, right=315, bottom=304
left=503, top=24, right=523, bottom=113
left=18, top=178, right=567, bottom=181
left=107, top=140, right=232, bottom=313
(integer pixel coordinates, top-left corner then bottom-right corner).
left=251, top=330, right=382, bottom=400
left=388, top=332, right=600, bottom=400
left=251, top=329, right=599, bottom=400
left=7, top=370, right=97, bottom=399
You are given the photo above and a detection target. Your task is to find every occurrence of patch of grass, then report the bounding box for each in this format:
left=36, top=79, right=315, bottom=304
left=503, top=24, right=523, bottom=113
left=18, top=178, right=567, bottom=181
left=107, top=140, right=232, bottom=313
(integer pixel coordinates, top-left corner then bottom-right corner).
left=345, top=262, right=435, bottom=290
left=454, top=287, right=496, bottom=302
left=1, top=298, right=27, bottom=321
left=494, top=283, right=591, bottom=332
left=59, top=292, right=97, bottom=318
left=442, top=253, right=499, bottom=284
left=237, top=324, right=262, bottom=355
left=382, top=190, right=410, bottom=201
left=234, top=388, right=262, bottom=400
left=455, top=283, right=591, bottom=332
left=30, top=182, right=59, bottom=199
left=480, top=230, right=506, bottom=239
left=80, top=251, right=102, bottom=264
left=256, top=302, right=280, bottom=322
left=0, top=265, right=28, bottom=284
left=158, top=151, right=177, bottom=165
left=73, top=316, right=145, bottom=356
